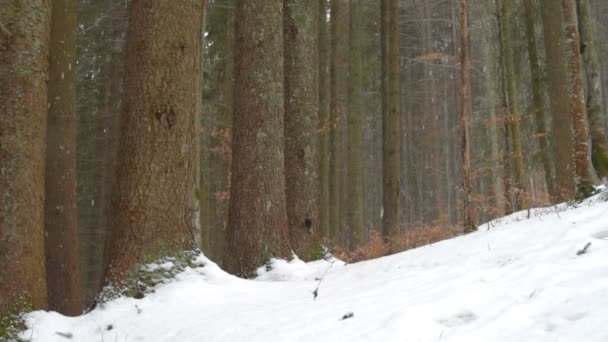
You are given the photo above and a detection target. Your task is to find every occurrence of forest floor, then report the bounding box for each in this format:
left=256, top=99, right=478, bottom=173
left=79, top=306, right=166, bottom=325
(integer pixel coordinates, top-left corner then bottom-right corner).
left=23, top=190, right=608, bottom=341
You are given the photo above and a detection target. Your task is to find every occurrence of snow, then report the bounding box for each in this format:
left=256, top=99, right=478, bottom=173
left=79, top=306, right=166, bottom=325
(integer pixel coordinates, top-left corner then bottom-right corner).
left=23, top=191, right=608, bottom=342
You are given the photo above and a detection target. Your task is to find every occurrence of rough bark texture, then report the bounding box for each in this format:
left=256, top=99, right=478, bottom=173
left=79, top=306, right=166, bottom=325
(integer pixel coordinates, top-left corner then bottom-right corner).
left=224, top=0, right=291, bottom=276
left=0, top=0, right=50, bottom=313
left=347, top=0, right=365, bottom=247
left=318, top=0, right=330, bottom=238
left=329, top=0, right=349, bottom=241
left=562, top=0, right=594, bottom=197
left=459, top=0, right=474, bottom=231
left=382, top=0, right=401, bottom=239
left=284, top=0, right=320, bottom=259
left=104, top=0, right=204, bottom=282
left=540, top=0, right=575, bottom=201
left=524, top=0, right=556, bottom=198
left=578, top=0, right=608, bottom=181
left=500, top=0, right=528, bottom=210
left=45, top=0, right=82, bottom=315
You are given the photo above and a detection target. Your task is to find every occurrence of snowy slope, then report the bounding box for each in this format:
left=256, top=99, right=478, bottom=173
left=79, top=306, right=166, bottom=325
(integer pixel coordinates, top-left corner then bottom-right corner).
left=23, top=191, right=608, bottom=342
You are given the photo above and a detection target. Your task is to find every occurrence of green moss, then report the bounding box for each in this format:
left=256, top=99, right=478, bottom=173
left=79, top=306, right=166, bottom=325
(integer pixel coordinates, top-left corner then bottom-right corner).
left=0, top=297, right=32, bottom=342
left=576, top=181, right=596, bottom=201
left=463, top=223, right=478, bottom=234
left=591, top=143, right=608, bottom=180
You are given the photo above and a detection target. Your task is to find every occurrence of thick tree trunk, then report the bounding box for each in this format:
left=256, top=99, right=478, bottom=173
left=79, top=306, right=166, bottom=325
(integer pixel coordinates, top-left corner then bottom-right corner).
left=224, top=0, right=291, bottom=276
left=0, top=0, right=50, bottom=313
left=540, top=0, right=575, bottom=201
left=459, top=0, right=474, bottom=231
left=329, top=0, right=349, bottom=241
left=45, top=0, right=82, bottom=315
left=318, top=0, right=330, bottom=239
left=284, top=0, right=320, bottom=259
left=346, top=0, right=365, bottom=247
left=382, top=0, right=401, bottom=239
left=562, top=0, right=594, bottom=197
left=578, top=0, right=608, bottom=181
left=524, top=0, right=556, bottom=198
left=105, top=0, right=204, bottom=282
left=500, top=0, right=528, bottom=210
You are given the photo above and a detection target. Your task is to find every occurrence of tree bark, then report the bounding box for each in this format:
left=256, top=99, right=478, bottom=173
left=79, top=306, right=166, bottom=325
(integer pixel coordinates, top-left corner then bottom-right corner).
left=104, top=0, right=204, bottom=282
left=318, top=0, right=330, bottom=239
left=45, top=0, right=82, bottom=315
left=0, top=0, right=50, bottom=313
left=562, top=0, right=594, bottom=197
left=284, top=0, right=320, bottom=259
left=540, top=0, right=575, bottom=200
left=224, top=0, right=291, bottom=276
left=577, top=0, right=608, bottom=181
left=382, top=0, right=401, bottom=239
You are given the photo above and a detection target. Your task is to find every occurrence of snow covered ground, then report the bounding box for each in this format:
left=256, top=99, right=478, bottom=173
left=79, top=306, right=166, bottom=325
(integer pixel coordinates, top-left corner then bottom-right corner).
left=23, top=191, right=608, bottom=342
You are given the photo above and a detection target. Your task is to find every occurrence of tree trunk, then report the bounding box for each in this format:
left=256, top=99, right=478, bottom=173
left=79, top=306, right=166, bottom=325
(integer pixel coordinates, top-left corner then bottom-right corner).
left=540, top=0, right=575, bottom=201
left=284, top=0, right=320, bottom=259
left=500, top=0, right=528, bottom=210
left=0, top=0, right=50, bottom=313
left=459, top=0, right=474, bottom=231
left=224, top=0, right=291, bottom=276
left=562, top=0, right=594, bottom=197
left=329, top=0, right=349, bottom=241
left=382, top=0, right=401, bottom=239
left=346, top=0, right=365, bottom=247
left=45, top=0, right=82, bottom=315
left=318, top=0, right=330, bottom=239
left=104, top=0, right=204, bottom=282
left=524, top=0, right=556, bottom=198
left=577, top=0, right=608, bottom=181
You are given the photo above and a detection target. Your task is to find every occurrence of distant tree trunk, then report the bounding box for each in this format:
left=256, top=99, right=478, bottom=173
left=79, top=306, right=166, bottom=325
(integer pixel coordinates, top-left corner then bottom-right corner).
left=284, top=0, right=320, bottom=259
left=346, top=0, right=365, bottom=247
left=318, top=0, right=330, bottom=238
left=382, top=0, right=401, bottom=239
left=524, top=0, right=556, bottom=198
left=104, top=0, right=204, bottom=282
left=578, top=0, right=608, bottom=181
left=45, top=0, right=82, bottom=315
left=459, top=0, right=474, bottom=231
left=500, top=0, right=528, bottom=210
left=0, top=0, right=50, bottom=313
left=329, top=0, right=349, bottom=241
left=562, top=0, right=594, bottom=197
left=224, top=0, right=291, bottom=276
left=540, top=0, right=575, bottom=201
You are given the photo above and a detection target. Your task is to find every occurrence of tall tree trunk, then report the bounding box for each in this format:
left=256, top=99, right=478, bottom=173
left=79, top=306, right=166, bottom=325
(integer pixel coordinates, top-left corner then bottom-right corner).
left=0, top=0, right=50, bottom=313
left=459, top=0, right=474, bottom=231
left=284, top=0, right=320, bottom=259
left=224, top=0, right=291, bottom=276
left=500, top=0, right=528, bottom=210
left=329, top=0, right=348, bottom=241
left=318, top=0, right=330, bottom=239
left=382, top=0, right=401, bottom=239
left=562, top=0, right=594, bottom=197
left=524, top=0, right=556, bottom=198
left=540, top=0, right=575, bottom=201
left=346, top=0, right=365, bottom=247
left=578, top=0, right=608, bottom=181
left=45, top=0, right=82, bottom=315
left=105, top=0, right=204, bottom=282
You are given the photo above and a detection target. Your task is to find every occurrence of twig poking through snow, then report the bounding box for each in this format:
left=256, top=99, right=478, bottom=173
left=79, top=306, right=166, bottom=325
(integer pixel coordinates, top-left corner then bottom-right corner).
left=576, top=242, right=592, bottom=256
left=311, top=260, right=335, bottom=300
left=340, top=312, right=354, bottom=320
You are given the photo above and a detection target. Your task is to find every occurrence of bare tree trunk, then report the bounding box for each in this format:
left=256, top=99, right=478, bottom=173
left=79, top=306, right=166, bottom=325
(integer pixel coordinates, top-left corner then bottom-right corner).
left=318, top=0, right=330, bottom=239
left=224, top=0, right=291, bottom=276
left=45, top=0, right=82, bottom=315
left=0, top=0, right=50, bottom=313
left=578, top=0, right=608, bottom=181
left=562, top=0, right=594, bottom=197
left=540, top=0, right=575, bottom=201
left=284, top=0, right=320, bottom=259
left=105, top=0, right=204, bottom=282
left=459, top=0, right=474, bottom=231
